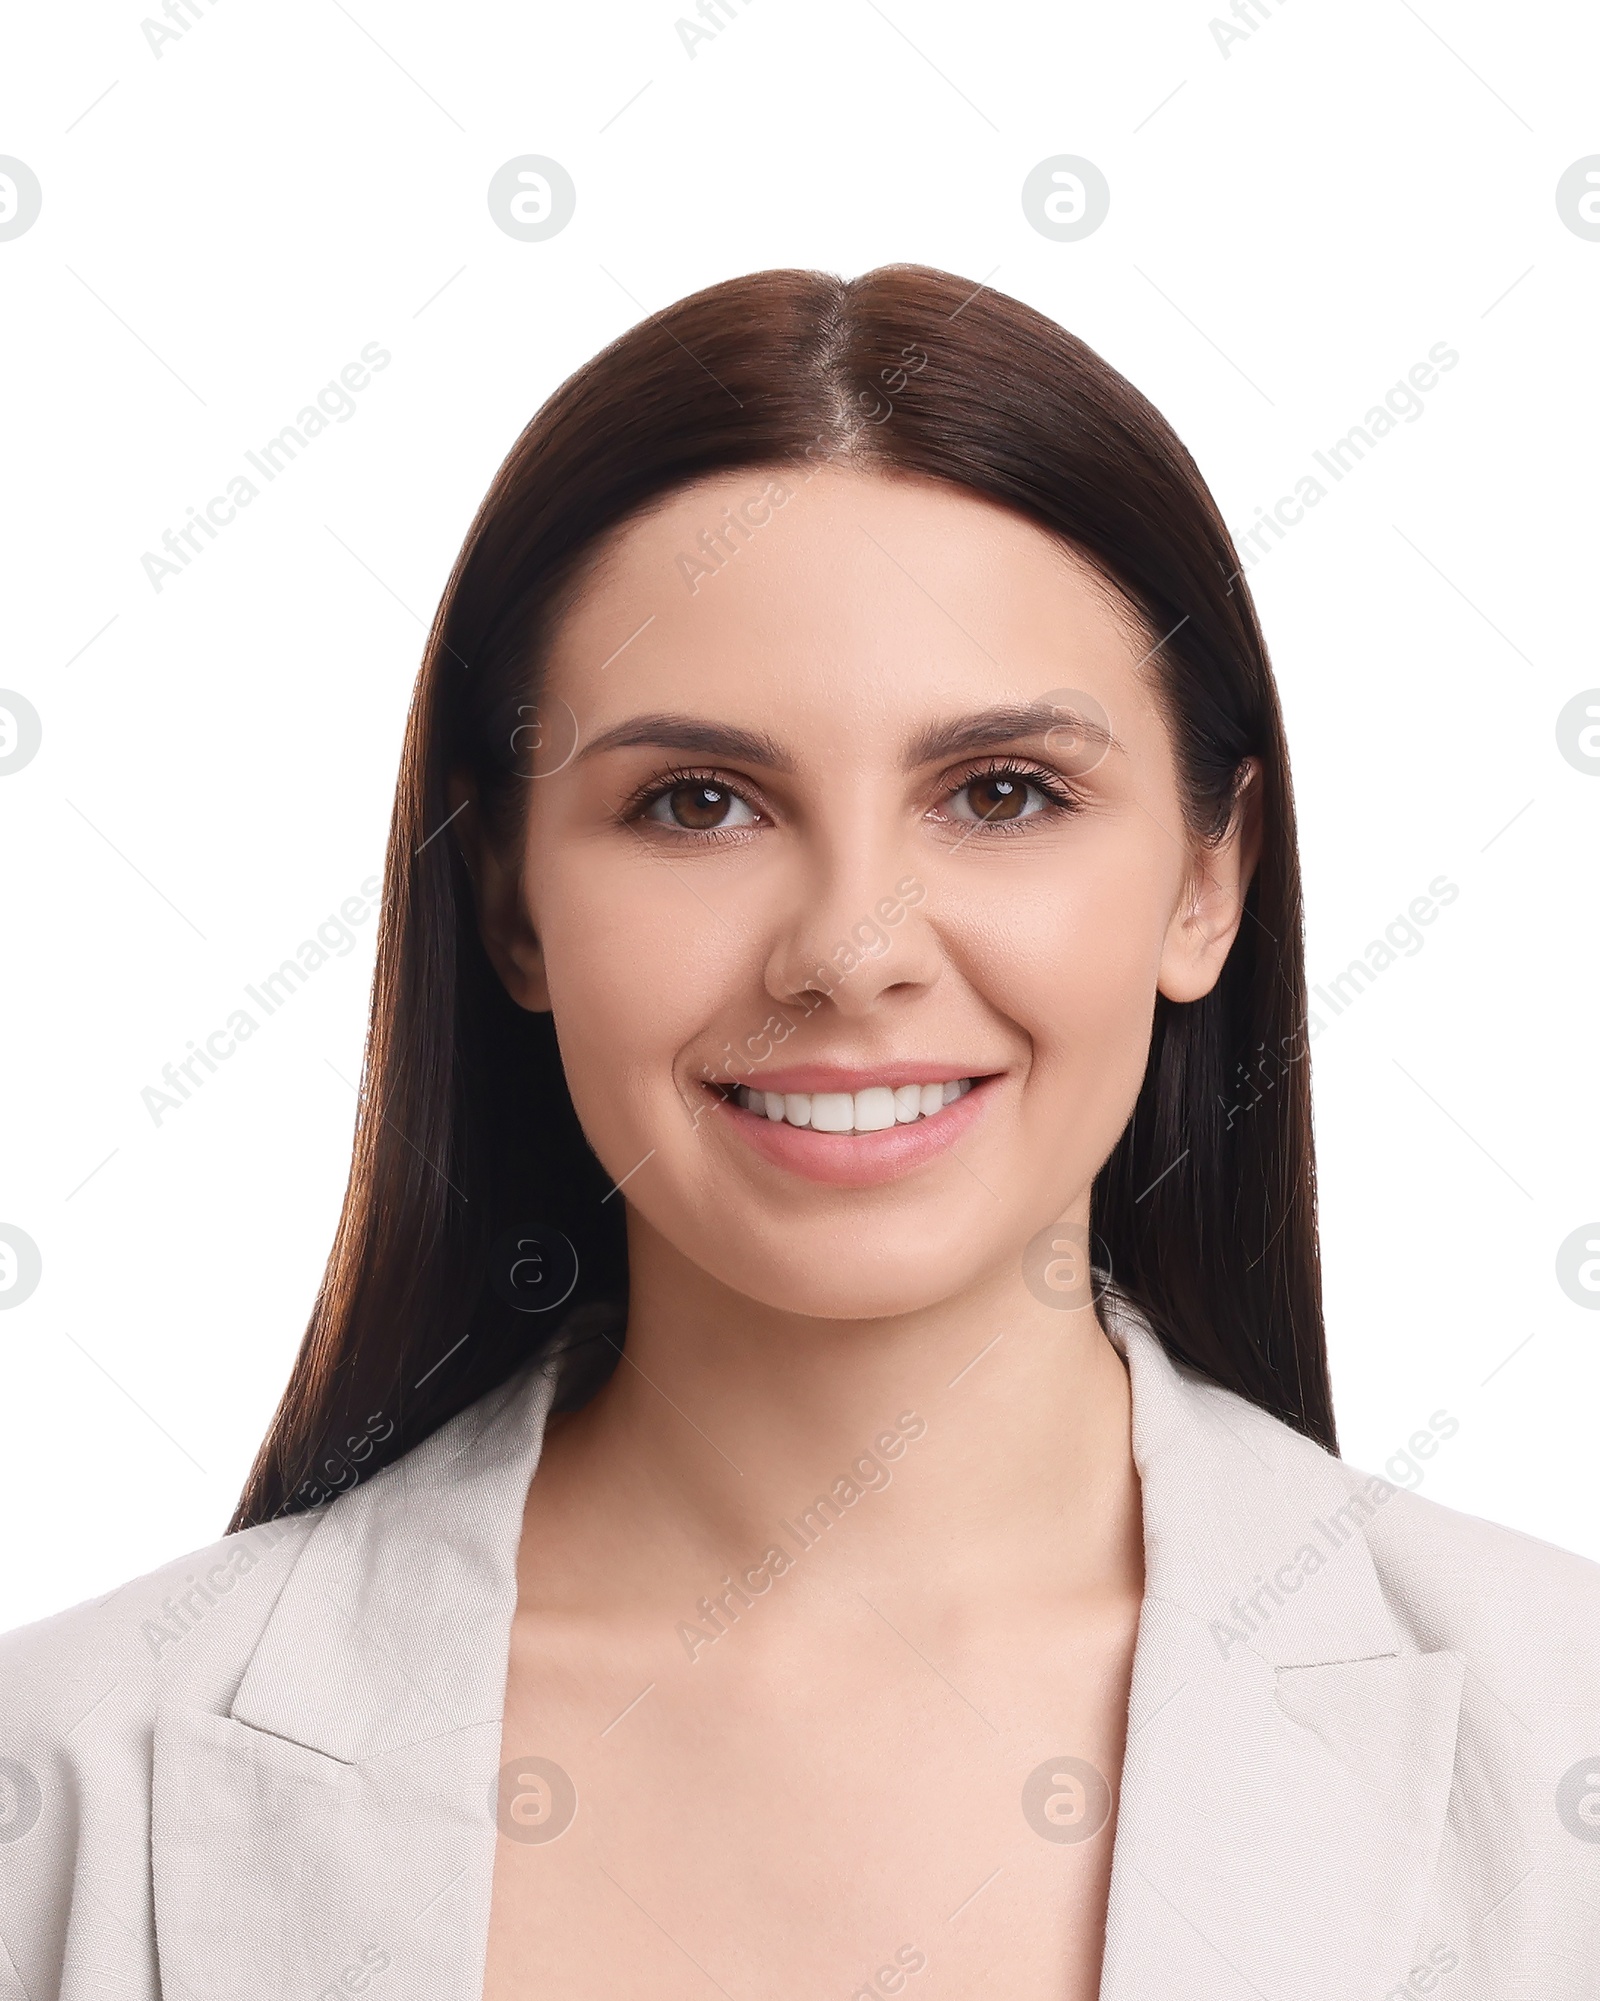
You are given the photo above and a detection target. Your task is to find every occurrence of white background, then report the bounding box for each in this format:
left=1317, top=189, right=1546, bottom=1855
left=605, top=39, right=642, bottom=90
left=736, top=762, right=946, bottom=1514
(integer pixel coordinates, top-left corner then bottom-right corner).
left=1, top=0, right=1596, bottom=1631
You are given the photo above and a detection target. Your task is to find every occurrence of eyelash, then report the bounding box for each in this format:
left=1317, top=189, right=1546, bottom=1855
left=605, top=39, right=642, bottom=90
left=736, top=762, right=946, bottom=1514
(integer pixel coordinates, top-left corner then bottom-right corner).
left=616, top=758, right=1083, bottom=841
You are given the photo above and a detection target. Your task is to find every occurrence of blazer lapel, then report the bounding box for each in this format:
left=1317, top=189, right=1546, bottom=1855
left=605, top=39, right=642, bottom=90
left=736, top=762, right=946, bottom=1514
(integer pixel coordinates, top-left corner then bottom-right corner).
left=151, top=1355, right=560, bottom=2001
left=1098, top=1297, right=1464, bottom=2000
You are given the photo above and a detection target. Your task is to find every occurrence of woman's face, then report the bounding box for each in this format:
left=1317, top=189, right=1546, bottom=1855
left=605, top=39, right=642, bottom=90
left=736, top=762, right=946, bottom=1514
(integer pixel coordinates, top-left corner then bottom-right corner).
left=467, top=466, right=1257, bottom=1322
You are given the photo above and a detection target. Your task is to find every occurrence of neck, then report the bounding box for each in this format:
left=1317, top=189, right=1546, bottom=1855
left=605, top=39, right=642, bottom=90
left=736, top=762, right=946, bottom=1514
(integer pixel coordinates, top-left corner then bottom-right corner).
left=522, top=1212, right=1144, bottom=1618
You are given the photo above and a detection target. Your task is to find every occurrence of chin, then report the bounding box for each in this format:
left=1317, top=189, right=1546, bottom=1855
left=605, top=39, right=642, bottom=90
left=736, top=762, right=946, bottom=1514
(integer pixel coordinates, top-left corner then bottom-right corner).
left=706, top=1235, right=983, bottom=1324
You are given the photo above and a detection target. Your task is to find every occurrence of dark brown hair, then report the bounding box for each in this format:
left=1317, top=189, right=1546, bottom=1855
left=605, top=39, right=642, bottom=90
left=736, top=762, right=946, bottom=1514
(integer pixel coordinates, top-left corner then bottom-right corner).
left=229, top=262, right=1330, bottom=1531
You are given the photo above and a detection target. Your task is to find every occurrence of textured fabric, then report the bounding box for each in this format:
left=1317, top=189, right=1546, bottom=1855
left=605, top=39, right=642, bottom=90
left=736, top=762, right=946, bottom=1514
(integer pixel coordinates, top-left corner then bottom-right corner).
left=1, top=1302, right=1597, bottom=1998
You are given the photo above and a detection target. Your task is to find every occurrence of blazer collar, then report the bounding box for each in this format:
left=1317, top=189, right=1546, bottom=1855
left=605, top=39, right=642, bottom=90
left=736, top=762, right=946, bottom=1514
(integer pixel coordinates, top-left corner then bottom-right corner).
left=152, top=1354, right=563, bottom=1999
left=151, top=1306, right=1462, bottom=1999
left=225, top=1356, right=561, bottom=1760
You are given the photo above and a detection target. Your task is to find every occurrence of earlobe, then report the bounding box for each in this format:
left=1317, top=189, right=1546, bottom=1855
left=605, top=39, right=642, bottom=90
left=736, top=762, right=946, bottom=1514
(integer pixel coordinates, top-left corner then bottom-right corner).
left=1156, top=758, right=1262, bottom=1005
left=446, top=769, right=552, bottom=1014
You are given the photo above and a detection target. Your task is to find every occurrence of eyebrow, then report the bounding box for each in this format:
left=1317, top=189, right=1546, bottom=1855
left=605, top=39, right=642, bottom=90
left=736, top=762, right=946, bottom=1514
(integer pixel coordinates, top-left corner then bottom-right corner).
left=577, top=714, right=794, bottom=770
left=576, top=701, right=1121, bottom=772
left=907, top=701, right=1121, bottom=765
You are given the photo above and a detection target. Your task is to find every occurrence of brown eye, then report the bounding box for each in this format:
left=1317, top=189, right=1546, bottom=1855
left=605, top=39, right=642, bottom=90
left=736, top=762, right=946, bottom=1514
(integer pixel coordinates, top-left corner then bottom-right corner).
left=959, top=774, right=1031, bottom=822
left=940, top=764, right=1071, bottom=829
left=641, top=781, right=758, bottom=833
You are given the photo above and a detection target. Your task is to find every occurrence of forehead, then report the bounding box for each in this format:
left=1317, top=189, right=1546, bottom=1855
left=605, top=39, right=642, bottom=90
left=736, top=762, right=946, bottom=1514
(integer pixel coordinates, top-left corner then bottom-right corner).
left=541, top=466, right=1154, bottom=746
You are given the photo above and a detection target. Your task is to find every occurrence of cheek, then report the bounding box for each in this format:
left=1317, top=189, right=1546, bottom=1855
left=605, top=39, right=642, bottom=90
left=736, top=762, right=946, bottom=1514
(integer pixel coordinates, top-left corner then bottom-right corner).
left=971, top=862, right=1168, bottom=1102
left=533, top=851, right=747, bottom=1136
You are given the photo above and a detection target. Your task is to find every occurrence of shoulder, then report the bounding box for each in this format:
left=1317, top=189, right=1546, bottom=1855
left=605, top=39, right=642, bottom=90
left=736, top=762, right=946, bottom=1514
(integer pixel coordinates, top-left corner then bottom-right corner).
left=0, top=1356, right=554, bottom=1753
left=0, top=1511, right=319, bottom=1752
left=0, top=1514, right=319, bottom=1990
left=1359, top=1473, right=1600, bottom=1656
left=1231, top=1380, right=1600, bottom=1671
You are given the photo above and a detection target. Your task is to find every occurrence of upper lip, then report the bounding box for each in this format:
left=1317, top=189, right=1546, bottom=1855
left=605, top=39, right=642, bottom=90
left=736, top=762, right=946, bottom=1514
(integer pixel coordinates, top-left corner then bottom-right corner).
left=708, top=1063, right=996, bottom=1095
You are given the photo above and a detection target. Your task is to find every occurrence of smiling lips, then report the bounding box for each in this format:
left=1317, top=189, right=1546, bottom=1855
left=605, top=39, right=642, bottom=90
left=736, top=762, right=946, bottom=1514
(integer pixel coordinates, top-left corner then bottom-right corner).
left=707, top=1067, right=996, bottom=1187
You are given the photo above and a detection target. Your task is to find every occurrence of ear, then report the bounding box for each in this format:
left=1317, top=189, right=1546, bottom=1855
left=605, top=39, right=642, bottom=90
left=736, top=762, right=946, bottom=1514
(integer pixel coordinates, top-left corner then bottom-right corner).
left=1156, top=758, right=1263, bottom=1004
left=447, top=768, right=551, bottom=1013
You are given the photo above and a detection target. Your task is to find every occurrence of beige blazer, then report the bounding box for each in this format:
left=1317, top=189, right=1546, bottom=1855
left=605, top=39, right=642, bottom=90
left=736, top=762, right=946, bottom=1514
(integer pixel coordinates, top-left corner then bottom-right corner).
left=2, top=1298, right=1598, bottom=1999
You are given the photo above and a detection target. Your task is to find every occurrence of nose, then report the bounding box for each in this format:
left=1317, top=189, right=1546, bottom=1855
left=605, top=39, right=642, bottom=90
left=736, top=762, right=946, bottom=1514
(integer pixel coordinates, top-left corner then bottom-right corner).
left=760, top=828, right=942, bottom=1019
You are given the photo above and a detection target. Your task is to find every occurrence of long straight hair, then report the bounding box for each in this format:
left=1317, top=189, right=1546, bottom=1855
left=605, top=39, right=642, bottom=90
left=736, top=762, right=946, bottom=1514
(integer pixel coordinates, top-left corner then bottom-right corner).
left=230, top=263, right=1330, bottom=1531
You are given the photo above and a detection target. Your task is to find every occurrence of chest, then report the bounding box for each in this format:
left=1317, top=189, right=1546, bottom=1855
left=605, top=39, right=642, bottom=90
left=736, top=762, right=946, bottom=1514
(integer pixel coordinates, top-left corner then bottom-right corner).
left=480, top=1592, right=1137, bottom=2000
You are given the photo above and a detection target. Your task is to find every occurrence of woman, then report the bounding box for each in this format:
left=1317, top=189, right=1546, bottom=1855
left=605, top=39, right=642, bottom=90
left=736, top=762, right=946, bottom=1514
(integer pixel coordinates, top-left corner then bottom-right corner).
left=2, top=265, right=1596, bottom=2000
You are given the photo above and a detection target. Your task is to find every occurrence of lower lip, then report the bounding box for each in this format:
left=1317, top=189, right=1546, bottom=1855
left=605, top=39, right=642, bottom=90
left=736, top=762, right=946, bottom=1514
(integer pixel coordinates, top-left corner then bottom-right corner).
left=709, top=1078, right=998, bottom=1188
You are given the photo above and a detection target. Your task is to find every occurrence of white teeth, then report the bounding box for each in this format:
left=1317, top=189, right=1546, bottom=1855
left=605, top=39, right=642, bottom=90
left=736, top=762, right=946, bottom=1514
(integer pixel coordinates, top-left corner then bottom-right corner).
left=810, top=1092, right=854, bottom=1133
left=854, top=1087, right=897, bottom=1132
left=732, top=1078, right=977, bottom=1132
